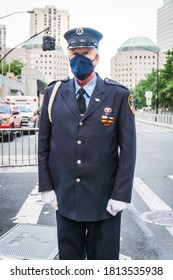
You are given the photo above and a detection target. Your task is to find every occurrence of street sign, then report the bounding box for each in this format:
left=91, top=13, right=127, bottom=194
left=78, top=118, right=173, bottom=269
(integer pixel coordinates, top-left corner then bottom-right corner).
left=145, top=91, right=152, bottom=106
left=145, top=91, right=153, bottom=98
left=146, top=97, right=152, bottom=106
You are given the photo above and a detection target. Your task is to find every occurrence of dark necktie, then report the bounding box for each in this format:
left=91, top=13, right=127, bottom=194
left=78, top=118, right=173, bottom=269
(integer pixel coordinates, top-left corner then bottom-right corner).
left=77, top=88, right=86, bottom=114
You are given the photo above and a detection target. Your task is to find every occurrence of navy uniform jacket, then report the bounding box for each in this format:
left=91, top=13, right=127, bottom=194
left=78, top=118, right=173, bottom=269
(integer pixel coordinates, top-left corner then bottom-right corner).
left=38, top=74, right=136, bottom=222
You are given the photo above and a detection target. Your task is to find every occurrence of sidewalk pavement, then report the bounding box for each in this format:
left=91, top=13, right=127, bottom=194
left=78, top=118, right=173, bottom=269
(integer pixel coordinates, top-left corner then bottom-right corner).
left=136, top=117, right=173, bottom=130
left=0, top=165, right=38, bottom=173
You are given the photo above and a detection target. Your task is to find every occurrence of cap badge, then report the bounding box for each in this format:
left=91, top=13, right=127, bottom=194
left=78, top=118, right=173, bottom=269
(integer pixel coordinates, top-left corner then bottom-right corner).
left=76, top=28, right=84, bottom=36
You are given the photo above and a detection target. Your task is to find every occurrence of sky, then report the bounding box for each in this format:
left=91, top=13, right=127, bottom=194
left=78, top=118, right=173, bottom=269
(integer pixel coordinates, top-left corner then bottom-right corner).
left=0, top=0, right=163, bottom=77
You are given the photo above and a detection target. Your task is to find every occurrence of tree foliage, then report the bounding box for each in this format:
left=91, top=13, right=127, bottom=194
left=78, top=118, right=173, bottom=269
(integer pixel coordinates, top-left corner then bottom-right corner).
left=0, top=60, right=24, bottom=76
left=133, top=49, right=173, bottom=112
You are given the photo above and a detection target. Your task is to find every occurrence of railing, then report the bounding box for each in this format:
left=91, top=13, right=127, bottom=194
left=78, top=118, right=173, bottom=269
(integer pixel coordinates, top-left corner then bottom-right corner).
left=136, top=111, right=173, bottom=126
left=0, top=128, right=38, bottom=167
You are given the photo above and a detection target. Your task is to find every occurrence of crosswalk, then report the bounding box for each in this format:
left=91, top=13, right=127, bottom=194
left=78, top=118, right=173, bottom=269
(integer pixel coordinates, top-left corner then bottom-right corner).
left=134, top=177, right=172, bottom=211
left=1, top=172, right=172, bottom=260
left=168, top=175, right=173, bottom=180
left=133, top=177, right=173, bottom=237
left=11, top=175, right=173, bottom=231
left=11, top=183, right=43, bottom=224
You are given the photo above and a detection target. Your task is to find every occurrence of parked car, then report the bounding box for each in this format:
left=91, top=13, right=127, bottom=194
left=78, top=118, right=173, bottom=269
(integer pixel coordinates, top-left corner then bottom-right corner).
left=0, top=102, right=22, bottom=141
left=17, top=105, right=39, bottom=128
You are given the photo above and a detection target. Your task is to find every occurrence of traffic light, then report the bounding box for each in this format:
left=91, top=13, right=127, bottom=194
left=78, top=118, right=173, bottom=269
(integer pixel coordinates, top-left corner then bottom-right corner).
left=42, top=36, right=56, bottom=51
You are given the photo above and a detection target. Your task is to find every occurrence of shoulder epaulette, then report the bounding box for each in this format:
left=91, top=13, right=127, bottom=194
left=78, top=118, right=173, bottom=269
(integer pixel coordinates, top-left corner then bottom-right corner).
left=48, top=77, right=70, bottom=87
left=104, top=78, right=128, bottom=90
left=61, top=76, right=70, bottom=82
left=47, top=80, right=57, bottom=87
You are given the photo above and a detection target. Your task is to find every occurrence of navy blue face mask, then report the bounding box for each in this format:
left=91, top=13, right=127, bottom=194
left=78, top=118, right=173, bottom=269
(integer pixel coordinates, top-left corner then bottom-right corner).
left=70, top=54, right=95, bottom=80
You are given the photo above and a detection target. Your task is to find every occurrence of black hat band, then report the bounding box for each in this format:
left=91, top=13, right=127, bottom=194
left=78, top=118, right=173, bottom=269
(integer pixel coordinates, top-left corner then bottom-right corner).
left=68, top=39, right=98, bottom=49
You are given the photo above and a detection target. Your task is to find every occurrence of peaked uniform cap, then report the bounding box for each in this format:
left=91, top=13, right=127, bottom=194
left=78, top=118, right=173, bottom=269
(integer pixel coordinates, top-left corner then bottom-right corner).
left=64, top=27, right=103, bottom=49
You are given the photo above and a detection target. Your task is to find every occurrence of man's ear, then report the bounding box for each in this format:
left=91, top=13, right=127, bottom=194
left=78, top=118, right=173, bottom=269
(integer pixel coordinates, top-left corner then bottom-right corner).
left=94, top=54, right=100, bottom=65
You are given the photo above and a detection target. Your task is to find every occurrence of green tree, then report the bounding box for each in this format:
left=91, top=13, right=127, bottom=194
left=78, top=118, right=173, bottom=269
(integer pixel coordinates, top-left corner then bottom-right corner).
left=133, top=69, right=157, bottom=110
left=159, top=49, right=173, bottom=111
left=0, top=60, right=24, bottom=76
left=133, top=49, right=173, bottom=112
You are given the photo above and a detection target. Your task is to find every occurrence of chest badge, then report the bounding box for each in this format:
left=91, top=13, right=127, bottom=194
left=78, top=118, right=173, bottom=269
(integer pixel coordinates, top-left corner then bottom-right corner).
left=101, top=107, right=114, bottom=126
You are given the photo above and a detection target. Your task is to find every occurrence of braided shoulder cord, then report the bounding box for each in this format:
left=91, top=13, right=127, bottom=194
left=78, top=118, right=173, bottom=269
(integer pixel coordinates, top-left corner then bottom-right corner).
left=48, top=81, right=61, bottom=123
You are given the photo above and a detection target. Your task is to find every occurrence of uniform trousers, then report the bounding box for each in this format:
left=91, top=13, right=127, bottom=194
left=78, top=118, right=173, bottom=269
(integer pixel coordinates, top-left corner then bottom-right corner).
left=56, top=211, right=121, bottom=260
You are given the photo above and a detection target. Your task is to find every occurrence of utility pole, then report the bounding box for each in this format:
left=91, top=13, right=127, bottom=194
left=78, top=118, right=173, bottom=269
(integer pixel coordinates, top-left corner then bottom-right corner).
left=0, top=10, right=34, bottom=74
left=139, top=46, right=160, bottom=121
left=0, top=10, right=34, bottom=20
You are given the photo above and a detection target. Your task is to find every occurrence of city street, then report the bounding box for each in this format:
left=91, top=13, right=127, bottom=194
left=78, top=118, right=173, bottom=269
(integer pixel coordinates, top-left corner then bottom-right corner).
left=0, top=120, right=173, bottom=260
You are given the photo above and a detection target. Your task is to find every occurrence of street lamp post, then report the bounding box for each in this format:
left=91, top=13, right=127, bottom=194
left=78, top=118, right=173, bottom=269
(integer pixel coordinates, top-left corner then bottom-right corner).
left=148, top=49, right=159, bottom=121
left=139, top=46, right=160, bottom=121
left=0, top=10, right=34, bottom=20
left=155, top=50, right=159, bottom=118
left=0, top=10, right=34, bottom=75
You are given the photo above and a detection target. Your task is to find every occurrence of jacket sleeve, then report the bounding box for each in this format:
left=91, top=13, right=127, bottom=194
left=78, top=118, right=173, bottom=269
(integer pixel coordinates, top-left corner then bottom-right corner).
left=38, top=86, right=54, bottom=192
left=111, top=89, right=136, bottom=203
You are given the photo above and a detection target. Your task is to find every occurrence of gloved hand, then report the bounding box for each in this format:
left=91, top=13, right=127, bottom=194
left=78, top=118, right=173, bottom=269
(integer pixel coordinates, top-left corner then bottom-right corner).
left=106, top=199, right=128, bottom=216
left=41, top=190, right=58, bottom=210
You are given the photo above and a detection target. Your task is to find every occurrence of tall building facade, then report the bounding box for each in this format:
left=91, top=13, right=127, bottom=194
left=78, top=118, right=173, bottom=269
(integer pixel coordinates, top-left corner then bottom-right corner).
left=30, top=5, right=70, bottom=52
left=5, top=35, right=69, bottom=84
left=157, top=0, right=173, bottom=52
left=0, top=25, right=6, bottom=48
left=110, top=37, right=165, bottom=89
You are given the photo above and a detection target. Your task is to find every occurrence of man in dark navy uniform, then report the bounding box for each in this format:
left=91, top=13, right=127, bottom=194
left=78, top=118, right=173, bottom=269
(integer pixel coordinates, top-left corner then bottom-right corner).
left=38, top=27, right=136, bottom=260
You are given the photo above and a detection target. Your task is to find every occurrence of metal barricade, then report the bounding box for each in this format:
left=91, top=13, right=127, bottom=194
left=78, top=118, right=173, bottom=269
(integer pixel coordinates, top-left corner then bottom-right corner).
left=0, top=128, right=39, bottom=167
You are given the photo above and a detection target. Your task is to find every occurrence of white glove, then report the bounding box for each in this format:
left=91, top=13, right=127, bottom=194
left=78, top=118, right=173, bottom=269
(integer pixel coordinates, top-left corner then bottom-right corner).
left=106, top=199, right=128, bottom=216
left=41, top=190, right=58, bottom=210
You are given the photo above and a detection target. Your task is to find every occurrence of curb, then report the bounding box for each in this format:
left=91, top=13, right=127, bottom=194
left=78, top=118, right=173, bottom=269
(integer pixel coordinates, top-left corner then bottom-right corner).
left=136, top=118, right=173, bottom=130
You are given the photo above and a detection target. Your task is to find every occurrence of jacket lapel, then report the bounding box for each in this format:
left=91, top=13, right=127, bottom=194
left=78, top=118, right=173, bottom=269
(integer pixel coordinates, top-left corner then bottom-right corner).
left=60, top=75, right=108, bottom=120
left=60, top=79, right=81, bottom=119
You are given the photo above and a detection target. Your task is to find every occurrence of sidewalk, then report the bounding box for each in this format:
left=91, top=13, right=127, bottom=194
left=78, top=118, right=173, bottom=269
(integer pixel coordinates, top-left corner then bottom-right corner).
left=136, top=117, right=173, bottom=130
left=0, top=165, right=38, bottom=173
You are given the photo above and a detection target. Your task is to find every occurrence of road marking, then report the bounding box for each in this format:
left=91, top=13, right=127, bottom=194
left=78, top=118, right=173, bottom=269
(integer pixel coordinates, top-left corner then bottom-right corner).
left=134, top=177, right=171, bottom=211
left=120, top=254, right=131, bottom=260
left=134, top=177, right=173, bottom=237
left=0, top=166, right=37, bottom=173
left=11, top=184, right=43, bottom=224
left=8, top=176, right=173, bottom=259
left=168, top=175, right=173, bottom=180
left=128, top=203, right=170, bottom=259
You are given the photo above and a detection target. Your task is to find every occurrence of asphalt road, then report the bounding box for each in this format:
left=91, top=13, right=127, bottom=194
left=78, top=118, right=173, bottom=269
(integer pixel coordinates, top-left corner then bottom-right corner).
left=0, top=120, right=173, bottom=260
